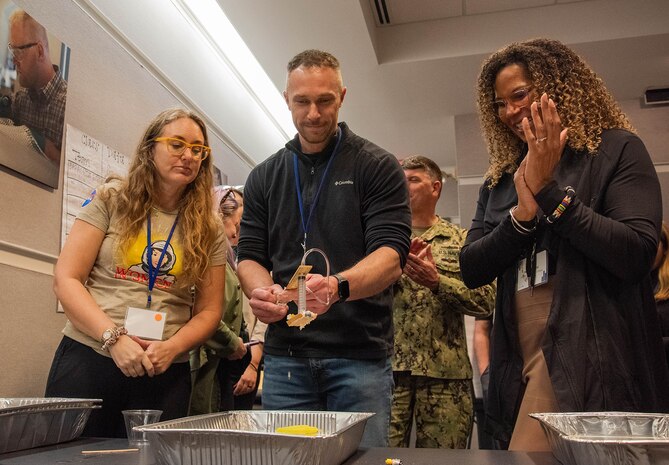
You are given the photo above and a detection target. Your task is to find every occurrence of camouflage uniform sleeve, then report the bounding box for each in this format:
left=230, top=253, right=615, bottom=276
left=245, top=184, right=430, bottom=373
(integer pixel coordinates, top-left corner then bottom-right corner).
left=431, top=223, right=495, bottom=318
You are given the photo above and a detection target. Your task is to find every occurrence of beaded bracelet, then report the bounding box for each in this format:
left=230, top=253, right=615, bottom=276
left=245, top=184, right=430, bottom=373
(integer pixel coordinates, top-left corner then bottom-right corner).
left=509, top=206, right=537, bottom=235
left=546, top=186, right=575, bottom=224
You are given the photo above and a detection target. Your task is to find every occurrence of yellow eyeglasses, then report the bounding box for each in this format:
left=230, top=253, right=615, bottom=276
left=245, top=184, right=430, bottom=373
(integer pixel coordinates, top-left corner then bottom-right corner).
left=153, top=137, right=211, bottom=161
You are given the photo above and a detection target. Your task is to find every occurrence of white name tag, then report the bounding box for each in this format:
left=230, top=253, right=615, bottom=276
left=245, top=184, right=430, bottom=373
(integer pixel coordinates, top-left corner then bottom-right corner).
left=516, top=250, right=548, bottom=292
left=124, top=306, right=166, bottom=340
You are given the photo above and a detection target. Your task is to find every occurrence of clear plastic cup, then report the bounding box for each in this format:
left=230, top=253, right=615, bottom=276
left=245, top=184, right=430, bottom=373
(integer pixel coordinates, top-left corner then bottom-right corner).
left=122, top=409, right=162, bottom=446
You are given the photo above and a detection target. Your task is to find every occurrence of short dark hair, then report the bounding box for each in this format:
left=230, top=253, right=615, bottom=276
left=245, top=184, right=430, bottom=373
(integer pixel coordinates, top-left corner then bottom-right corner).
left=401, top=155, right=443, bottom=183
left=287, top=49, right=340, bottom=73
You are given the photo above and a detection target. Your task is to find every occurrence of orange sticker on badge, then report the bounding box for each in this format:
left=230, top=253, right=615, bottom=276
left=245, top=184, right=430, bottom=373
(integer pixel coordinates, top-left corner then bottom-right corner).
left=125, top=307, right=166, bottom=340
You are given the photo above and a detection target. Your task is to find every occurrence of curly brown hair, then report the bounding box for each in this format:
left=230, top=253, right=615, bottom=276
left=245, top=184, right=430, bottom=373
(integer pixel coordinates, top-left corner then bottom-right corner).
left=101, top=108, right=219, bottom=289
left=476, top=38, right=635, bottom=186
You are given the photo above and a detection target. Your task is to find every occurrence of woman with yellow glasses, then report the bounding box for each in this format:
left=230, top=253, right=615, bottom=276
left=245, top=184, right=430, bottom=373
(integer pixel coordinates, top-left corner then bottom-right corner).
left=46, top=108, right=226, bottom=438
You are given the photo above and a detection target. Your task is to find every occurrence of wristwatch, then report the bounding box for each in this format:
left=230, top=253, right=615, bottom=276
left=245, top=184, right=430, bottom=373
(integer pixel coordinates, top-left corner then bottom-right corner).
left=333, top=273, right=350, bottom=303
left=101, top=326, right=127, bottom=351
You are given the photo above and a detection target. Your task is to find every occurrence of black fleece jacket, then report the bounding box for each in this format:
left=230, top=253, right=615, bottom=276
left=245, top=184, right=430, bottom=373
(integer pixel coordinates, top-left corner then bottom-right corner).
left=238, top=122, right=411, bottom=359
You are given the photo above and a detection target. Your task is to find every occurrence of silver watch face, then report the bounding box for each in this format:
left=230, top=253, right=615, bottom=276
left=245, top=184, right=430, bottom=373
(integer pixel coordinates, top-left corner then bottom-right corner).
left=102, top=329, right=113, bottom=342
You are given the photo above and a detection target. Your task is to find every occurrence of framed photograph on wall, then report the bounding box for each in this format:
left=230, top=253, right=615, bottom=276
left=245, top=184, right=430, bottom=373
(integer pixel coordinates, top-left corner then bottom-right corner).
left=213, top=164, right=227, bottom=186
left=0, top=1, right=69, bottom=188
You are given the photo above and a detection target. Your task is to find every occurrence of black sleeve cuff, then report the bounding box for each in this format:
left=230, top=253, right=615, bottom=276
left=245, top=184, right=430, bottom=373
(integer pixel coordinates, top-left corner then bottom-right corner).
left=535, top=181, right=565, bottom=218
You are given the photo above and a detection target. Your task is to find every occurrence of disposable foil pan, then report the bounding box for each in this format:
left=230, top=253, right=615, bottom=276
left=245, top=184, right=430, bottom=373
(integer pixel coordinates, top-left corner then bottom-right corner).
left=531, top=412, right=669, bottom=465
left=136, top=410, right=374, bottom=465
left=0, top=397, right=101, bottom=454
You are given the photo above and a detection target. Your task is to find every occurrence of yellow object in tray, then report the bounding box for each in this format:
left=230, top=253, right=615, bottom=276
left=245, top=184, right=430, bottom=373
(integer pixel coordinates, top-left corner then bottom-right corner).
left=275, top=424, right=319, bottom=436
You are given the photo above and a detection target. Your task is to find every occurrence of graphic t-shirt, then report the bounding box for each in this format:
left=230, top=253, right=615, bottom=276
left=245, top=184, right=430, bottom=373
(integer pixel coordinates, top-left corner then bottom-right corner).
left=62, top=182, right=226, bottom=359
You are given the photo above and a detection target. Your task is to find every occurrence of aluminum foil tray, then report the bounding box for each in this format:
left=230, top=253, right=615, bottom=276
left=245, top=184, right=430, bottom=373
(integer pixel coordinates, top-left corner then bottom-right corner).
left=531, top=412, right=669, bottom=465
left=136, top=410, right=374, bottom=465
left=0, top=397, right=101, bottom=454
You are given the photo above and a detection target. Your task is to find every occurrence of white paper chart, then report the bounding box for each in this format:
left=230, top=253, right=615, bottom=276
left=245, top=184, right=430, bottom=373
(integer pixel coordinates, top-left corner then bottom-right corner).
left=61, top=125, right=129, bottom=248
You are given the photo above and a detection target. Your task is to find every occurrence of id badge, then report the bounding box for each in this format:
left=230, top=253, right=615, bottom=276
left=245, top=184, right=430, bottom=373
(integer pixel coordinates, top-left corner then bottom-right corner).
left=516, top=250, right=549, bottom=292
left=124, top=306, right=166, bottom=340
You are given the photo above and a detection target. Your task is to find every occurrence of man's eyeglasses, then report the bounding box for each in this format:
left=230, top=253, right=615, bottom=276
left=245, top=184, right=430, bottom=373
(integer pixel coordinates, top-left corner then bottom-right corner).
left=153, top=137, right=211, bottom=161
left=493, top=87, right=535, bottom=116
left=7, top=42, right=38, bottom=60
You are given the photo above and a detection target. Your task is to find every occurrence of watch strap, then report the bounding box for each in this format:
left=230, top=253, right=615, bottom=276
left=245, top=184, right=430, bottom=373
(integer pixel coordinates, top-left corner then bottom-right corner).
left=334, top=273, right=349, bottom=303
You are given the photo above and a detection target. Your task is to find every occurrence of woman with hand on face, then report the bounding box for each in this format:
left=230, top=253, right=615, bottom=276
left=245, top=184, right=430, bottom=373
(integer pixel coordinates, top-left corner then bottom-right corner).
left=460, top=39, right=669, bottom=451
left=46, top=109, right=226, bottom=438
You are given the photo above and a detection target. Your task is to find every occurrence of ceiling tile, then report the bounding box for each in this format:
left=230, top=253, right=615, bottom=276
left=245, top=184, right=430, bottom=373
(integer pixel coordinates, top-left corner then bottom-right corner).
left=370, top=0, right=462, bottom=26
left=465, top=0, right=554, bottom=15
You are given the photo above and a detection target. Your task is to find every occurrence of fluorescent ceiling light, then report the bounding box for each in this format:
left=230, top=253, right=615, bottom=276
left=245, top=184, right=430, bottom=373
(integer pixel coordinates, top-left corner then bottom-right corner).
left=172, top=0, right=294, bottom=139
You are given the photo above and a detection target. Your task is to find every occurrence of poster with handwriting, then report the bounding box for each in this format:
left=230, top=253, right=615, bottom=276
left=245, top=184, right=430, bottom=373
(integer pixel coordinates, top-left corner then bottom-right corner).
left=61, top=124, right=129, bottom=248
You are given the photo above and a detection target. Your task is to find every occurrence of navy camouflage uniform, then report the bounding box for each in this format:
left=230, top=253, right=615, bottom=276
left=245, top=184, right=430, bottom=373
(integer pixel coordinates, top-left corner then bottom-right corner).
left=390, top=218, right=495, bottom=448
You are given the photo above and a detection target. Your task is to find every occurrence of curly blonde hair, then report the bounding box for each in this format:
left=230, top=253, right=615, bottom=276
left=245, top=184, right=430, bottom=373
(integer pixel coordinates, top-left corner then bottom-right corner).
left=101, top=108, right=219, bottom=289
left=476, top=38, right=635, bottom=186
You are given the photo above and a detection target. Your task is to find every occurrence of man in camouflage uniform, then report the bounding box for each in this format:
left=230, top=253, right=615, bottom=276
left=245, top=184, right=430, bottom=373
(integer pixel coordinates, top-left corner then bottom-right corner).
left=390, top=155, right=495, bottom=448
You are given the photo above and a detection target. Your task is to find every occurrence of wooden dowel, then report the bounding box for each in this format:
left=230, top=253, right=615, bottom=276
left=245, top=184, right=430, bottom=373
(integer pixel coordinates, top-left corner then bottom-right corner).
left=81, top=448, right=139, bottom=455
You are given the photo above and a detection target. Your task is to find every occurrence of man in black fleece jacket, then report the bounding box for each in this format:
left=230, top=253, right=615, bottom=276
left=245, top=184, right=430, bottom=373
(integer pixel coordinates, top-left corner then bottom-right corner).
left=237, top=49, right=411, bottom=447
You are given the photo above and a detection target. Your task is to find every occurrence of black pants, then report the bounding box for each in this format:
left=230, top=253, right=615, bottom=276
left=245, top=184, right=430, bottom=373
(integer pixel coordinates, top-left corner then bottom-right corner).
left=216, top=350, right=258, bottom=410
left=477, top=368, right=508, bottom=450
left=45, top=336, right=190, bottom=438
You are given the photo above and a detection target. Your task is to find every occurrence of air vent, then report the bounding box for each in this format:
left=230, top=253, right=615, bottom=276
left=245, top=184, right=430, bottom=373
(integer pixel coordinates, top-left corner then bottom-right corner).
left=372, top=0, right=390, bottom=25
left=645, top=87, right=669, bottom=106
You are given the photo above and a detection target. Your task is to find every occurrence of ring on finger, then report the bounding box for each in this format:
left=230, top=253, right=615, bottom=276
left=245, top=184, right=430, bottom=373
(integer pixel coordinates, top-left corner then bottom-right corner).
left=536, top=136, right=547, bottom=143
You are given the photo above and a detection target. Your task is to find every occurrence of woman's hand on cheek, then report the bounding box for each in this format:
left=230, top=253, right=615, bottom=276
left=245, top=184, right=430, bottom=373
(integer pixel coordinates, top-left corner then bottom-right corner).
left=513, top=158, right=539, bottom=220
left=522, top=94, right=569, bottom=194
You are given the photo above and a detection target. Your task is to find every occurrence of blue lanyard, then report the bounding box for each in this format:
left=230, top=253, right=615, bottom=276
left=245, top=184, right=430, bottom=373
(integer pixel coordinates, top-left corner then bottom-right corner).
left=146, top=211, right=179, bottom=308
left=293, top=128, right=343, bottom=251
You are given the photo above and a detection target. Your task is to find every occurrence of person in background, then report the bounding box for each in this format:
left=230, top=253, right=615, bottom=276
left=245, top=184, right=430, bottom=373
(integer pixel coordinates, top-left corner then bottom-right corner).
left=237, top=295, right=267, bottom=409
left=8, top=10, right=66, bottom=164
left=190, top=186, right=250, bottom=414
left=390, top=155, right=494, bottom=449
left=653, top=222, right=669, bottom=369
left=46, top=108, right=225, bottom=438
left=460, top=38, right=669, bottom=451
left=472, top=314, right=505, bottom=450
left=237, top=49, right=411, bottom=447
left=227, top=187, right=267, bottom=410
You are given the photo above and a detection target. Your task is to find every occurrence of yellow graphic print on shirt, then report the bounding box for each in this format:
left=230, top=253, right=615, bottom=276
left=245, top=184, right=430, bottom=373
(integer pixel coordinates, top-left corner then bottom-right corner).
left=114, top=228, right=183, bottom=289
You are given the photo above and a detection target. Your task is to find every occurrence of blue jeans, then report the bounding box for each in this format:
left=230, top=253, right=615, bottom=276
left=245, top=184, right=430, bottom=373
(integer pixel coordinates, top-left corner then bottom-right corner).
left=262, top=354, right=393, bottom=447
